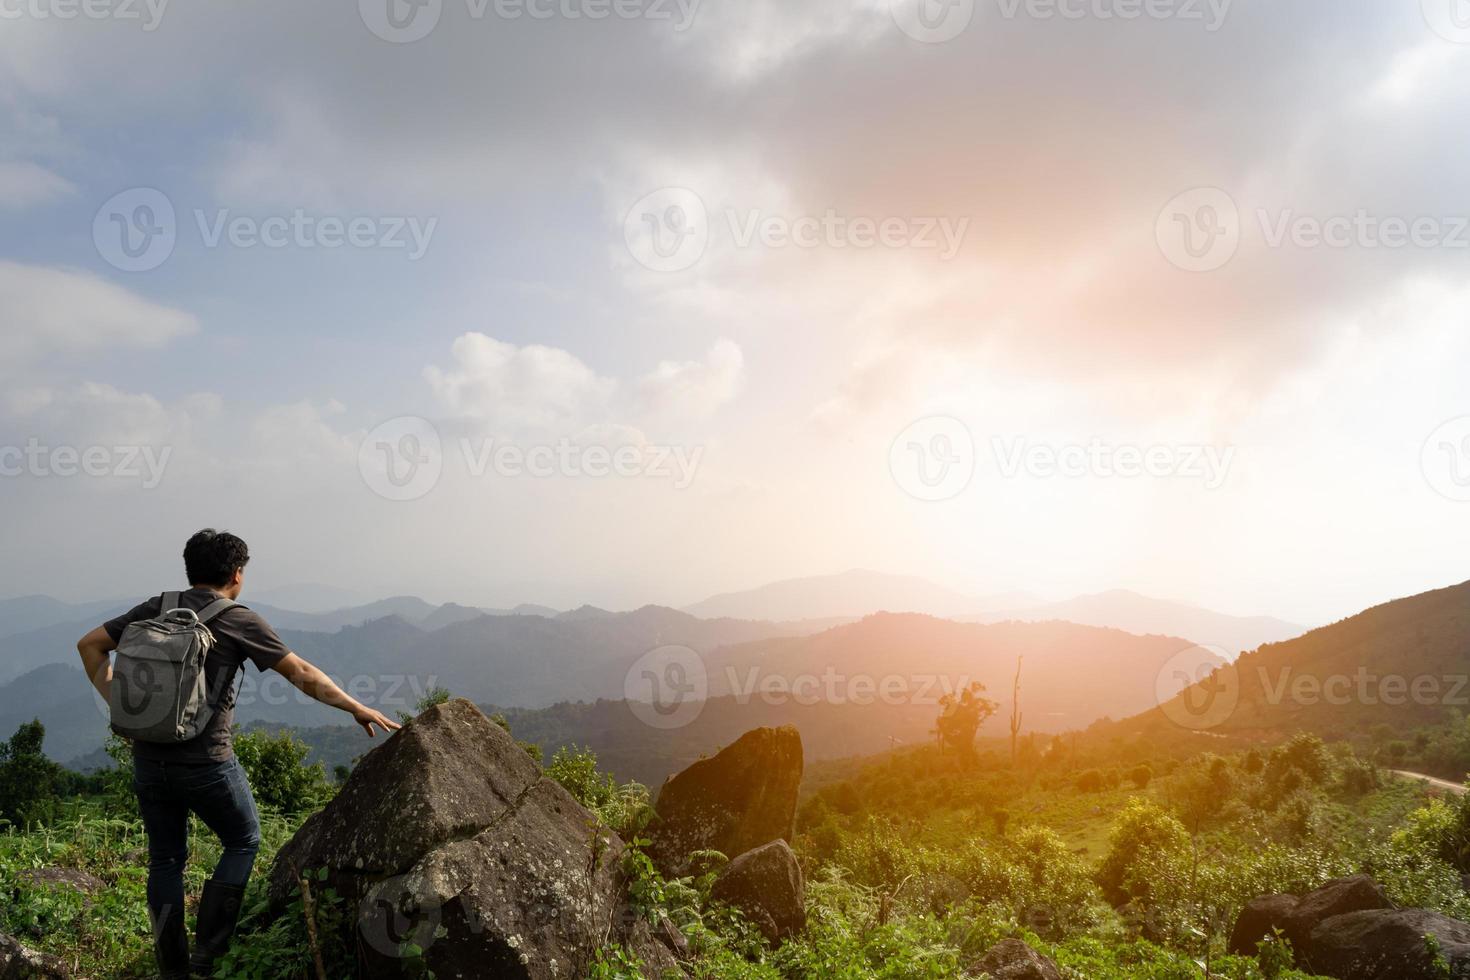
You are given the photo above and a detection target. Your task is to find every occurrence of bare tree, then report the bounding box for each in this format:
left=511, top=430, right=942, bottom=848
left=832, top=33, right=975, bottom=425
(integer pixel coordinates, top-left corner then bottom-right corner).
left=1009, top=656, right=1023, bottom=767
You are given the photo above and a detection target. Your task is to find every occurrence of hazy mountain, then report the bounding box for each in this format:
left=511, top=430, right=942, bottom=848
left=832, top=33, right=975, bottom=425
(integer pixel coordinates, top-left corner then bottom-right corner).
left=1116, top=579, right=1470, bottom=738
left=0, top=595, right=130, bottom=640
left=0, top=611, right=138, bottom=685
left=0, top=662, right=107, bottom=765
left=684, top=569, right=1039, bottom=621
left=702, top=613, right=1220, bottom=734
left=968, top=589, right=1304, bottom=658
left=250, top=596, right=440, bottom=632
left=419, top=602, right=497, bottom=631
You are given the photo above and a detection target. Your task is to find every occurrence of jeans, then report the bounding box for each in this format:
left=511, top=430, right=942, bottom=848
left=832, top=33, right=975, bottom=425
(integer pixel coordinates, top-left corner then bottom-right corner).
left=133, top=756, right=262, bottom=922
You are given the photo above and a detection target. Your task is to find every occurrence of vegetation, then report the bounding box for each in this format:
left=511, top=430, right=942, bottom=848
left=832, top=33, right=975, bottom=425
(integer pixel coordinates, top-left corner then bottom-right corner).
left=4, top=707, right=1470, bottom=978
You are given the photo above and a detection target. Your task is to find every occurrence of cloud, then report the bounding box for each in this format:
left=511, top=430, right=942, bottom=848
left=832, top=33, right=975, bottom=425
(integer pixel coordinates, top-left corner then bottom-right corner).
left=0, top=160, right=73, bottom=208
left=425, top=332, right=616, bottom=431
left=0, top=262, right=197, bottom=366
left=637, top=338, right=744, bottom=420
left=2, top=382, right=220, bottom=450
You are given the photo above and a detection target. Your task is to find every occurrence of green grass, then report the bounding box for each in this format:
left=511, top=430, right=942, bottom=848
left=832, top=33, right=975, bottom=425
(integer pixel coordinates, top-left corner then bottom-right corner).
left=0, top=798, right=300, bottom=980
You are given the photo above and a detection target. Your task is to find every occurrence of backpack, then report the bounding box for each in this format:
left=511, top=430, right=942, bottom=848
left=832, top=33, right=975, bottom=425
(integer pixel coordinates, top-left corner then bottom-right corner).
left=109, top=591, right=238, bottom=743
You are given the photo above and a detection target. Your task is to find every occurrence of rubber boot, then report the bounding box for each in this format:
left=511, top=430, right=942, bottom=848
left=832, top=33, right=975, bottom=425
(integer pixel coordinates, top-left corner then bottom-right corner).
left=188, top=879, right=246, bottom=977
left=151, top=902, right=190, bottom=980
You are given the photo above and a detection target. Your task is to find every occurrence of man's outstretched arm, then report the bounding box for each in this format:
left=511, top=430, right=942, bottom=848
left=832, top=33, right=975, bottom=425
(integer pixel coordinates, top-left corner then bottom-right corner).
left=271, top=653, right=402, bottom=737
left=77, top=626, right=118, bottom=702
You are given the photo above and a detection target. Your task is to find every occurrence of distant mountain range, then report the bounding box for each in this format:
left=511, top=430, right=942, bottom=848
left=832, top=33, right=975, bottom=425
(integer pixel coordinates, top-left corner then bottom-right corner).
left=965, top=589, right=1303, bottom=658
left=683, top=569, right=1040, bottom=622
left=683, top=570, right=1302, bottom=654
left=703, top=613, right=1217, bottom=732
left=10, top=606, right=1210, bottom=768
left=0, top=571, right=1333, bottom=771
left=1114, top=579, right=1470, bottom=740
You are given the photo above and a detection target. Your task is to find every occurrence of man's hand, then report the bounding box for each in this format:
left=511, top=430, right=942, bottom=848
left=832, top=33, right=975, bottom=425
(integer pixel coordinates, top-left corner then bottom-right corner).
left=272, top=653, right=404, bottom=737
left=352, top=706, right=402, bottom=738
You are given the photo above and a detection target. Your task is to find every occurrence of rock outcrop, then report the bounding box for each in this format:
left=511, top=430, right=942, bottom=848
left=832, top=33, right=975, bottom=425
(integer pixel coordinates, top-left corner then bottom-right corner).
left=708, top=840, right=806, bottom=943
left=15, top=868, right=104, bottom=898
left=1228, top=893, right=1300, bottom=955
left=1307, top=908, right=1470, bottom=979
left=1226, top=875, right=1391, bottom=956
left=647, top=726, right=803, bottom=878
left=1230, top=875, right=1470, bottom=979
left=0, top=933, right=70, bottom=979
left=965, top=938, right=1063, bottom=979
left=266, top=699, right=680, bottom=979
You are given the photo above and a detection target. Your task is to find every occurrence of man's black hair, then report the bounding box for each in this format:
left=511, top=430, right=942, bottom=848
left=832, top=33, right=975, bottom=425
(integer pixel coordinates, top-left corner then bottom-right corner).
left=184, top=529, right=250, bottom=587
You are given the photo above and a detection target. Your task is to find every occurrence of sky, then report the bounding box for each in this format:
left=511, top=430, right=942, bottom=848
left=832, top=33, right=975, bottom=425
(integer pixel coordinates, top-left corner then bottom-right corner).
left=1, top=0, right=1468, bottom=626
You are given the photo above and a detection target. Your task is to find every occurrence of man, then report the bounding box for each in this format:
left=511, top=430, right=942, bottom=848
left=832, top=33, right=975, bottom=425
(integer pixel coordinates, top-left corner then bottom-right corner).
left=76, top=529, right=400, bottom=979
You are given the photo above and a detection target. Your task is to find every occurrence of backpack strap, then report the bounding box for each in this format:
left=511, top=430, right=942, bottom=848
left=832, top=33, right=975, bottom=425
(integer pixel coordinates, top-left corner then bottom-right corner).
left=196, top=597, right=239, bottom=624
left=161, top=591, right=181, bottom=614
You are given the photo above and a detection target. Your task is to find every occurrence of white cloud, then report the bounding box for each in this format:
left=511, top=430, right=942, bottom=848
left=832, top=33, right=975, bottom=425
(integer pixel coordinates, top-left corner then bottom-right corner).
left=0, top=262, right=197, bottom=365
left=425, top=333, right=616, bottom=432
left=0, top=160, right=73, bottom=208
left=637, top=338, right=744, bottom=420
left=2, top=382, right=220, bottom=449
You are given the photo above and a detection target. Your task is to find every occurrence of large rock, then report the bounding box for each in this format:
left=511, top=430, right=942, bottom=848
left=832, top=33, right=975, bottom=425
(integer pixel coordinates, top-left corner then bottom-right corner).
left=1227, top=876, right=1391, bottom=958
left=267, top=699, right=680, bottom=979
left=1284, top=875, right=1390, bottom=950
left=966, top=938, right=1063, bottom=979
left=15, top=868, right=104, bottom=898
left=708, top=840, right=806, bottom=943
left=1227, top=893, right=1301, bottom=955
left=1306, top=908, right=1470, bottom=979
left=0, top=933, right=70, bottom=979
left=648, top=726, right=803, bottom=877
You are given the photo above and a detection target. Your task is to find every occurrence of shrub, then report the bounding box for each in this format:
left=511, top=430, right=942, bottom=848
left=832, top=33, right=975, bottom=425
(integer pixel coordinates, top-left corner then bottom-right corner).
left=1095, top=799, right=1190, bottom=908
left=1076, top=769, right=1105, bottom=793
left=233, top=729, right=334, bottom=814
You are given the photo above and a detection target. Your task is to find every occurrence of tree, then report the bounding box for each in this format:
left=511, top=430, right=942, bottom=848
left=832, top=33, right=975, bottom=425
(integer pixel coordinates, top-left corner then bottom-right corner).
left=934, top=682, right=998, bottom=759
left=0, top=720, right=65, bottom=826
left=1009, top=656, right=1023, bottom=767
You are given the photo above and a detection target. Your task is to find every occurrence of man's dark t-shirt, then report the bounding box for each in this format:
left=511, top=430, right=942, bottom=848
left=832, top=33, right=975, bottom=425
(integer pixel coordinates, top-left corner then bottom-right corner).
left=103, top=588, right=291, bottom=763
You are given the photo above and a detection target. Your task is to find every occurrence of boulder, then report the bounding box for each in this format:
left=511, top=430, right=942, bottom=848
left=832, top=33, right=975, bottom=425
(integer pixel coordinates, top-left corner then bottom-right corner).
left=708, top=840, right=806, bottom=943
left=267, top=699, right=681, bottom=979
left=1306, top=908, right=1470, bottom=979
left=965, top=938, right=1063, bottom=980
left=1228, top=876, right=1395, bottom=963
left=1227, top=893, right=1300, bottom=956
left=1283, top=875, right=1390, bottom=951
left=648, top=726, right=803, bottom=877
left=655, top=915, right=691, bottom=961
left=15, top=868, right=104, bottom=898
left=0, top=933, right=70, bottom=979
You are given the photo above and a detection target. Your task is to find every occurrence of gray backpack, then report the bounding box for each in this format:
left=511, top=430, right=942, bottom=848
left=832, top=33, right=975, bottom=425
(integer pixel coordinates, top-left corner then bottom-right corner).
left=109, top=592, right=238, bottom=743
